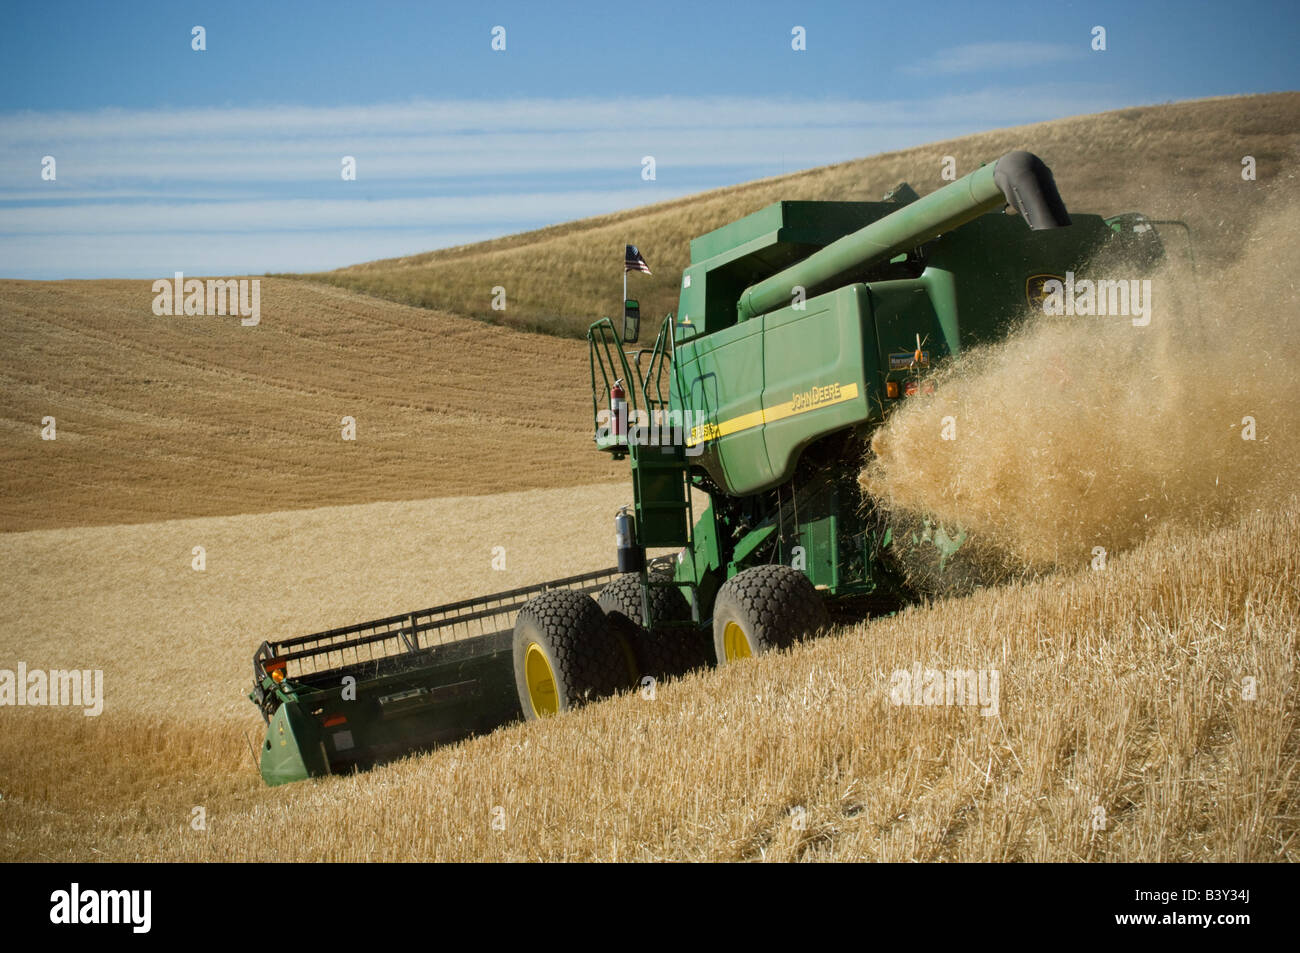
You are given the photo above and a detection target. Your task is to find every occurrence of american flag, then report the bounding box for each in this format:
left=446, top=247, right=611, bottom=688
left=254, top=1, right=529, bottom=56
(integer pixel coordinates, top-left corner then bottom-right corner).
left=624, top=245, right=652, bottom=275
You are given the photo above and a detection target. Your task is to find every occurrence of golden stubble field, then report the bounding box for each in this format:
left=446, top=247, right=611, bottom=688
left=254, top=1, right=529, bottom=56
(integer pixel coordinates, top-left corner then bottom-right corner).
left=0, top=494, right=1294, bottom=861
left=0, top=483, right=634, bottom=722
left=0, top=279, right=619, bottom=531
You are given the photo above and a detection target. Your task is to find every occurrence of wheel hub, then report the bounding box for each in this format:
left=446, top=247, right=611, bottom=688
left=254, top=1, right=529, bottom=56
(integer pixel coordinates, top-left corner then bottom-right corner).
left=722, top=621, right=753, bottom=661
left=524, top=642, right=559, bottom=716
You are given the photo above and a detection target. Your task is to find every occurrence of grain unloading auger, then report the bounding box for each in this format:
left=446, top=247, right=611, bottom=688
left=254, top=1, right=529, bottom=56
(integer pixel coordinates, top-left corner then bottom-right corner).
left=251, top=151, right=1171, bottom=784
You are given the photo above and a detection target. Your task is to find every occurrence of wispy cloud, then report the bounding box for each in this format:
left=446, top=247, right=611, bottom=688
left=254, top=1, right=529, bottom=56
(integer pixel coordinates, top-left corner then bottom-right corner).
left=0, top=88, right=1126, bottom=278
left=902, top=42, right=1079, bottom=76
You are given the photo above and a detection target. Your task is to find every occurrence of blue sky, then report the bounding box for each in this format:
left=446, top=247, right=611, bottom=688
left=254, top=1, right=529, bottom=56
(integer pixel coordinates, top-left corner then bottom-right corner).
left=0, top=0, right=1295, bottom=278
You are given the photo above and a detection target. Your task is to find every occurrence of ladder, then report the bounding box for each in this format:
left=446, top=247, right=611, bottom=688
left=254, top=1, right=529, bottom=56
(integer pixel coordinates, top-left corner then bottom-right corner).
left=587, top=315, right=701, bottom=624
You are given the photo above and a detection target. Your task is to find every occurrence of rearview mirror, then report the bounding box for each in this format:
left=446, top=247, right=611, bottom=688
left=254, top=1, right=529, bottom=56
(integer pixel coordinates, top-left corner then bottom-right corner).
left=622, top=299, right=640, bottom=344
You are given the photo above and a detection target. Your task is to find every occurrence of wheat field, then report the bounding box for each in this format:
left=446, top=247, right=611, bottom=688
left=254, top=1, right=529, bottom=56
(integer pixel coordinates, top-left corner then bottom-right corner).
left=1, top=94, right=1297, bottom=862
left=0, top=279, right=619, bottom=531
left=0, top=493, right=1293, bottom=861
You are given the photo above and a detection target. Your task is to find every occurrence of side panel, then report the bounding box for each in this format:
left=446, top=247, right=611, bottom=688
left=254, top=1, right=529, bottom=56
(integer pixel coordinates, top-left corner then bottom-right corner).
left=867, top=277, right=952, bottom=388
left=797, top=513, right=838, bottom=590
left=759, top=285, right=876, bottom=491
left=260, top=701, right=329, bottom=786
left=677, top=501, right=725, bottom=613
left=925, top=211, right=1119, bottom=349
left=678, top=316, right=772, bottom=491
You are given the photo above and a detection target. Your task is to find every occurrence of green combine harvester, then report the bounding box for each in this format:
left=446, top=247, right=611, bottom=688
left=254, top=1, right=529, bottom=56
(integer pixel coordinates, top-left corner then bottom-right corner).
left=251, top=151, right=1171, bottom=784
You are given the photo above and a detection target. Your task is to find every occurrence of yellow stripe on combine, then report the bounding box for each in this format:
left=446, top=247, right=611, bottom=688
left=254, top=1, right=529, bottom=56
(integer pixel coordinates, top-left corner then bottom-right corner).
left=688, top=381, right=860, bottom=446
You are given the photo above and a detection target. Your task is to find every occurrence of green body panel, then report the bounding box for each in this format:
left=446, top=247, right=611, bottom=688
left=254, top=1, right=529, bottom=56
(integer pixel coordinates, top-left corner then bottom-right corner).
left=675, top=501, right=723, bottom=606
left=759, top=286, right=875, bottom=487
left=261, top=698, right=330, bottom=786
left=925, top=212, right=1121, bottom=350
left=675, top=284, right=876, bottom=495
left=867, top=275, right=952, bottom=373
left=676, top=315, right=769, bottom=486
left=797, top=512, right=839, bottom=590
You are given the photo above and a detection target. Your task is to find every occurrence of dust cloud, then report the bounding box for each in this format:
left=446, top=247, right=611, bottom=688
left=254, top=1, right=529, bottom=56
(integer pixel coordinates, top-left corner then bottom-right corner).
left=861, top=203, right=1300, bottom=572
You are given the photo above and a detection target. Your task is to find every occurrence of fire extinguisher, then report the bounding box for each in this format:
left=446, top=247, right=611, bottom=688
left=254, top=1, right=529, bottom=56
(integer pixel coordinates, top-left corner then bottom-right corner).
left=611, top=378, right=628, bottom=438
left=615, top=506, right=645, bottom=573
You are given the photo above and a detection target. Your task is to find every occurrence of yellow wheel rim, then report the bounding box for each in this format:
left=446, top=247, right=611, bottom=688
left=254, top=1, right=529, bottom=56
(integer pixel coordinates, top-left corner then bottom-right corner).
left=723, top=621, right=753, bottom=661
left=524, top=642, right=559, bottom=717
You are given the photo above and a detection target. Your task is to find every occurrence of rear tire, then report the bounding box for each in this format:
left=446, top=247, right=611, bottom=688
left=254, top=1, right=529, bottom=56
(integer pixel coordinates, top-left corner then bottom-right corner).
left=598, top=572, right=710, bottom=680
left=712, top=564, right=829, bottom=664
left=513, top=590, right=631, bottom=720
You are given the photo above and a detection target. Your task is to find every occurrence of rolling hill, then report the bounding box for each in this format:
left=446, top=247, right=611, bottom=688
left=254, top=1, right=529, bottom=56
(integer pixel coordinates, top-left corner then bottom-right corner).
left=0, top=279, right=618, bottom=531
left=2, top=93, right=1296, bottom=532
left=317, top=93, right=1300, bottom=337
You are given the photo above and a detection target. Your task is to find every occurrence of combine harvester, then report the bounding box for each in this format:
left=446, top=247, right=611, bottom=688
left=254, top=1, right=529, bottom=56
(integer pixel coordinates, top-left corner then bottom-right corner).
left=251, top=151, right=1170, bottom=784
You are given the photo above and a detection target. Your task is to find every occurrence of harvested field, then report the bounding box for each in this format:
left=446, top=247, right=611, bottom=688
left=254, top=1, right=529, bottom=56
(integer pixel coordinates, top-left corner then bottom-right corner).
left=0, top=483, right=633, bottom=720
left=0, top=493, right=1294, bottom=861
left=0, top=279, right=618, bottom=531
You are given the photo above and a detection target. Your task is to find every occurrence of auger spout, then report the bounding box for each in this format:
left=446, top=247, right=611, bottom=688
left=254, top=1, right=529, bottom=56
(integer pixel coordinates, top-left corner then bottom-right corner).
left=735, top=150, right=1071, bottom=321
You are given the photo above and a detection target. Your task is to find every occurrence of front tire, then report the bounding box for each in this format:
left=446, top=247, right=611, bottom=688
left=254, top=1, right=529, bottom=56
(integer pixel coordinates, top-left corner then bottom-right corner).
left=513, top=590, right=631, bottom=719
left=712, top=564, right=829, bottom=664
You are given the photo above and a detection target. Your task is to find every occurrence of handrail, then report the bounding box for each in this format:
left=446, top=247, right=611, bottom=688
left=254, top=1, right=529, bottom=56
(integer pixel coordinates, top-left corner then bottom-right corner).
left=587, top=317, right=642, bottom=451
left=641, top=314, right=675, bottom=417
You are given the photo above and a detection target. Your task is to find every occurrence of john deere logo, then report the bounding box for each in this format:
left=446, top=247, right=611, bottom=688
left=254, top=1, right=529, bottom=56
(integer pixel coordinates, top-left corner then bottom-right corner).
left=1026, top=274, right=1063, bottom=311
